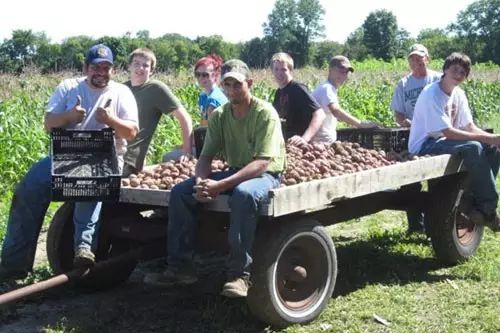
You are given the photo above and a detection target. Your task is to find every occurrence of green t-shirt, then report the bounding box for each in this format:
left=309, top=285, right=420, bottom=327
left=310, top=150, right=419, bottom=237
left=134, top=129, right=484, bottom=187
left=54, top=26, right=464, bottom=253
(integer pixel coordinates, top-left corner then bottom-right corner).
left=201, top=96, right=285, bottom=173
left=123, top=79, right=182, bottom=171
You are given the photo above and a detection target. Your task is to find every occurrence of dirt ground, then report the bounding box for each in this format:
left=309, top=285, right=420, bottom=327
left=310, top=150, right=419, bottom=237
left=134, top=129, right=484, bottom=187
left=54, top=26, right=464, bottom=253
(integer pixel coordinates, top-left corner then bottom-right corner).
left=0, top=230, right=266, bottom=333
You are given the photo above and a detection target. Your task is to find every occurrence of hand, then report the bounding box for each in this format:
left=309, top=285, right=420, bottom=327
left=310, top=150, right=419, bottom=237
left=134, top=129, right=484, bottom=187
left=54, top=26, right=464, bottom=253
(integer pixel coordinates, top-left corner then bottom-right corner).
left=359, top=121, right=381, bottom=129
left=288, top=135, right=308, bottom=147
left=70, top=95, right=86, bottom=123
left=193, top=178, right=215, bottom=203
left=95, top=99, right=112, bottom=124
left=179, top=151, right=193, bottom=163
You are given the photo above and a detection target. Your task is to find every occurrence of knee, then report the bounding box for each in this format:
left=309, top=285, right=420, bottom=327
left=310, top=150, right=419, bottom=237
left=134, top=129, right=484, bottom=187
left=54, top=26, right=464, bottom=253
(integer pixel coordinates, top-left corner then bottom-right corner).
left=230, top=187, right=257, bottom=209
left=460, top=141, right=483, bottom=158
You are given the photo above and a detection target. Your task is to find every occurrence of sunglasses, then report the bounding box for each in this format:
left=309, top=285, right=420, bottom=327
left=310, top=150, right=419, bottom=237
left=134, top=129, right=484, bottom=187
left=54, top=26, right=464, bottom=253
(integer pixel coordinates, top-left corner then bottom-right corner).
left=194, top=71, right=211, bottom=78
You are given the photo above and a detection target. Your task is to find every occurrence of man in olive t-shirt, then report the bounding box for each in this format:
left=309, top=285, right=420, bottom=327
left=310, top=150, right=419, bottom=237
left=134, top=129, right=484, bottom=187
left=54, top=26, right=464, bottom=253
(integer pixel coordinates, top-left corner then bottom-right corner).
left=123, top=48, right=193, bottom=175
left=144, top=59, right=285, bottom=299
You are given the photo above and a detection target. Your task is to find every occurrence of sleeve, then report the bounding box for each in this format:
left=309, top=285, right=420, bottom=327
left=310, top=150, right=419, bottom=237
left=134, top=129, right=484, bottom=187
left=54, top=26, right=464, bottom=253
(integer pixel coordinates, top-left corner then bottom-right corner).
left=254, top=107, right=282, bottom=159
left=296, top=83, right=321, bottom=114
left=317, top=85, right=338, bottom=108
left=46, top=81, right=71, bottom=115
left=117, top=85, right=139, bottom=124
left=390, top=80, right=404, bottom=114
left=424, top=94, right=452, bottom=135
left=155, top=82, right=183, bottom=114
left=200, top=110, right=223, bottom=156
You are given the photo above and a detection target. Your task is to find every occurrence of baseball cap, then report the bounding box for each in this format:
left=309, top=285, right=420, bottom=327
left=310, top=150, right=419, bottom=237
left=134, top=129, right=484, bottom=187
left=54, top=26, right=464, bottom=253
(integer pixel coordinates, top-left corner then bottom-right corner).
left=408, top=44, right=429, bottom=58
left=330, top=55, right=354, bottom=72
left=86, top=44, right=114, bottom=65
left=221, top=59, right=251, bottom=82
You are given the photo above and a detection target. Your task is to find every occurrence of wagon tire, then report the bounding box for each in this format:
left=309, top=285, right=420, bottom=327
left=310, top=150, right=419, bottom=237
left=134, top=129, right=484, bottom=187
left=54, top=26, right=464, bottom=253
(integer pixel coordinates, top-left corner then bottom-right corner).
left=426, top=174, right=484, bottom=265
left=247, top=218, right=337, bottom=328
left=46, top=202, right=138, bottom=291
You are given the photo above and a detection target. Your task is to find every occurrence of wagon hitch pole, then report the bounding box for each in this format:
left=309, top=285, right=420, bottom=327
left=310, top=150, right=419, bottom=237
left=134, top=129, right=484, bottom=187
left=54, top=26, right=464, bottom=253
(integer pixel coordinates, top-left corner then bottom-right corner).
left=0, top=248, right=142, bottom=306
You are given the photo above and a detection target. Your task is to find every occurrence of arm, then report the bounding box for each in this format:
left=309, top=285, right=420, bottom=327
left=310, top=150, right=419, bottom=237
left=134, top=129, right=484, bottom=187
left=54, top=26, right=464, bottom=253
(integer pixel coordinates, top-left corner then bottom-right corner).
left=199, top=158, right=270, bottom=199
left=395, top=111, right=411, bottom=127
left=96, top=101, right=138, bottom=140
left=301, top=108, right=326, bottom=142
left=172, top=108, right=193, bottom=154
left=327, top=103, right=379, bottom=128
left=44, top=94, right=86, bottom=131
left=442, top=123, right=500, bottom=146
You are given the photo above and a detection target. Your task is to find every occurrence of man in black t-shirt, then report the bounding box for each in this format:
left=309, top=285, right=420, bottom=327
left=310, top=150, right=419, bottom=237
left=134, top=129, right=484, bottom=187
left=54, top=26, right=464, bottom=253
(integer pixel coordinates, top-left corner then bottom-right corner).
left=271, top=52, right=325, bottom=145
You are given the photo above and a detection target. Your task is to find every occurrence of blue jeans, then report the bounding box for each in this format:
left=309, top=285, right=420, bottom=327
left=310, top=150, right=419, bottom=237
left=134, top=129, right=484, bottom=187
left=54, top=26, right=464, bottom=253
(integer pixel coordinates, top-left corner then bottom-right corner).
left=1, top=156, right=102, bottom=273
left=167, top=170, right=281, bottom=278
left=420, top=138, right=500, bottom=215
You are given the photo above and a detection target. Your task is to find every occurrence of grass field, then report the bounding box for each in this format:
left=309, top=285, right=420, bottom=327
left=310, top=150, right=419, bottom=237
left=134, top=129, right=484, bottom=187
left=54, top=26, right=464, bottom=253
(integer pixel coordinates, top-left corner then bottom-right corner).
left=0, top=61, right=499, bottom=332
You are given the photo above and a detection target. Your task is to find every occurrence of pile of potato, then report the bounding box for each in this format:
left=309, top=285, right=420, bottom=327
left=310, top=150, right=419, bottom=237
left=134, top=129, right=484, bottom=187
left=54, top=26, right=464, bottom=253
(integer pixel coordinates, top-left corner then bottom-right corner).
left=121, top=158, right=229, bottom=190
left=122, top=140, right=426, bottom=189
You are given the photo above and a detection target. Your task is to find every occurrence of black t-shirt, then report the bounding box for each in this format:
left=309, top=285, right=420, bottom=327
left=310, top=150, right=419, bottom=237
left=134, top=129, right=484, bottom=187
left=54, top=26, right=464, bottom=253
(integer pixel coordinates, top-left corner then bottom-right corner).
left=272, top=80, right=321, bottom=140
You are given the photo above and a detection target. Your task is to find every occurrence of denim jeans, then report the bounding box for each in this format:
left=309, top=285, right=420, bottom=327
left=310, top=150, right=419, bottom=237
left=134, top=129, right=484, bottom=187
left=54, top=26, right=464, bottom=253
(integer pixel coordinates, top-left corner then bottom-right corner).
left=1, top=156, right=102, bottom=272
left=420, top=138, right=500, bottom=215
left=167, top=170, right=281, bottom=278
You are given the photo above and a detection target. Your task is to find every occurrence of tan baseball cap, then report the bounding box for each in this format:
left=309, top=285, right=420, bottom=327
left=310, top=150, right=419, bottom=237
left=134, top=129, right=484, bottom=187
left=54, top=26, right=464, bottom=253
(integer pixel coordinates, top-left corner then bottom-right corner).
left=408, top=44, right=429, bottom=58
left=329, top=55, right=354, bottom=72
left=221, top=59, right=251, bottom=82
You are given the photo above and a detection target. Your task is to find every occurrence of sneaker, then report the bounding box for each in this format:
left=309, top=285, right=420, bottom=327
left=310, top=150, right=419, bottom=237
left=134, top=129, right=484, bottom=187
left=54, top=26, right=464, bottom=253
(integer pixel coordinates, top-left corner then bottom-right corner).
left=221, top=277, right=250, bottom=298
left=73, top=248, right=95, bottom=268
left=0, top=265, right=28, bottom=282
left=144, top=268, right=198, bottom=287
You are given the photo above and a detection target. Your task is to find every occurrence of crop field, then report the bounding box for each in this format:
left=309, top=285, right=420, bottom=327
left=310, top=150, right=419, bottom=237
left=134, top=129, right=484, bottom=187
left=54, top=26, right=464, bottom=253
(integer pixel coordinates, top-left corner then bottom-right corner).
left=0, top=60, right=499, bottom=332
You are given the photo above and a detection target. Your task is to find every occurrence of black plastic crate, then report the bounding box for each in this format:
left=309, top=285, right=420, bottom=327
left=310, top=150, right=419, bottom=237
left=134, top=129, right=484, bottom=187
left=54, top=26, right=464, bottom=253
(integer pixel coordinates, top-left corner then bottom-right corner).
left=51, top=128, right=120, bottom=201
left=337, top=128, right=410, bottom=152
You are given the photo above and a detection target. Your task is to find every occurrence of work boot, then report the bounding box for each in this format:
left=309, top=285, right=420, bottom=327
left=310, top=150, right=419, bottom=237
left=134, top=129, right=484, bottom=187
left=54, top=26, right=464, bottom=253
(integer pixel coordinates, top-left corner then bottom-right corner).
left=467, top=210, right=500, bottom=232
left=144, top=268, right=198, bottom=287
left=221, top=276, right=250, bottom=298
left=73, top=248, right=95, bottom=268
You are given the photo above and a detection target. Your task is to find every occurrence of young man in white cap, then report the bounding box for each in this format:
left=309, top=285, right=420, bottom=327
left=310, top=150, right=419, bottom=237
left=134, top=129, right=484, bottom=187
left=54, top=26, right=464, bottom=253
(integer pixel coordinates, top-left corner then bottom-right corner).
left=391, top=43, right=441, bottom=234
left=0, top=44, right=139, bottom=281
left=312, top=55, right=379, bottom=144
left=409, top=52, right=500, bottom=232
left=144, top=59, right=286, bottom=298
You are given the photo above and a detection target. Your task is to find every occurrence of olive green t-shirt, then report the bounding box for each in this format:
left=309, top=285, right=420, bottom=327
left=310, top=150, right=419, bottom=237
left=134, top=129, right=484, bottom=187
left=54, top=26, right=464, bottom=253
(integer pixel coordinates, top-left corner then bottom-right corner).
left=123, top=79, right=182, bottom=171
left=201, top=97, right=285, bottom=173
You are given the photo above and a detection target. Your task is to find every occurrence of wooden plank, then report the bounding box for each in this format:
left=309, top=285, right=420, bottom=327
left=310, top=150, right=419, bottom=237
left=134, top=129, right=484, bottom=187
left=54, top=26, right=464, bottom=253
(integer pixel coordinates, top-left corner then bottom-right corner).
left=268, top=154, right=463, bottom=217
left=119, top=154, right=463, bottom=217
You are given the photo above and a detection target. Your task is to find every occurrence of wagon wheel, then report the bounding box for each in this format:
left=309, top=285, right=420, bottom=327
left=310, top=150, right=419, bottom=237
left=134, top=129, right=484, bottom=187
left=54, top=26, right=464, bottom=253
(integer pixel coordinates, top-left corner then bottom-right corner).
left=46, top=202, right=138, bottom=291
left=247, top=218, right=337, bottom=328
left=426, top=173, right=484, bottom=265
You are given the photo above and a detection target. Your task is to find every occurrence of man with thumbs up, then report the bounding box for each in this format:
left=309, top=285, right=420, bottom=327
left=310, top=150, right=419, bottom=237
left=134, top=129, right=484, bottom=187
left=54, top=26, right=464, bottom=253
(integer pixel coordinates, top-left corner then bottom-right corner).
left=0, top=44, right=138, bottom=281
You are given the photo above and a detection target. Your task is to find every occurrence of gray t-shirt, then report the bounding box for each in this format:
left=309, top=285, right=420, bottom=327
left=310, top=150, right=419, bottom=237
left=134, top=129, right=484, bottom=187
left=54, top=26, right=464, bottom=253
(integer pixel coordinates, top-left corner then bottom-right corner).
left=391, top=70, right=441, bottom=120
left=47, top=77, right=138, bottom=165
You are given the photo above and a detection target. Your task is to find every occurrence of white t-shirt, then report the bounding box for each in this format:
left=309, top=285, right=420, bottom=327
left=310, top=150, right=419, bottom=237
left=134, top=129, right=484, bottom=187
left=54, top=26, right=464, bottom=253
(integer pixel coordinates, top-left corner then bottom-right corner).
left=408, top=81, right=473, bottom=154
left=391, top=70, right=441, bottom=120
left=47, top=77, right=138, bottom=164
left=311, top=80, right=339, bottom=144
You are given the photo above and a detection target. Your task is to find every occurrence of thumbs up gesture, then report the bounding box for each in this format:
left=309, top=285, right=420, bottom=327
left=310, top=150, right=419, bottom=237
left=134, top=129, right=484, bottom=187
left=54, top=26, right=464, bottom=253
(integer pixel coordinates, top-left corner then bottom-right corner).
left=71, top=95, right=86, bottom=123
left=96, top=98, right=113, bottom=124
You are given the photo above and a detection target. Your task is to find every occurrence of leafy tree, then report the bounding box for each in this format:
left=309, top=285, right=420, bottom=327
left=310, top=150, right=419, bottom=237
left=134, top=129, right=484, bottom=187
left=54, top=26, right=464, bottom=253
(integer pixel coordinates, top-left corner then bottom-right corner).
left=448, top=0, right=500, bottom=63
left=309, top=40, right=343, bottom=68
left=195, top=35, right=239, bottom=62
left=417, top=29, right=458, bottom=60
left=344, top=27, right=369, bottom=61
left=263, top=0, right=325, bottom=66
left=394, top=29, right=412, bottom=58
left=362, top=10, right=398, bottom=60
left=240, top=37, right=271, bottom=68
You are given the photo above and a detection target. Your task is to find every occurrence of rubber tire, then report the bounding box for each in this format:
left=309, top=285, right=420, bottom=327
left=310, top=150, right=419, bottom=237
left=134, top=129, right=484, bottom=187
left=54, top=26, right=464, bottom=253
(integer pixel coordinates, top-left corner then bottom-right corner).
left=426, top=174, right=484, bottom=265
left=46, top=202, right=138, bottom=291
left=247, top=218, right=337, bottom=328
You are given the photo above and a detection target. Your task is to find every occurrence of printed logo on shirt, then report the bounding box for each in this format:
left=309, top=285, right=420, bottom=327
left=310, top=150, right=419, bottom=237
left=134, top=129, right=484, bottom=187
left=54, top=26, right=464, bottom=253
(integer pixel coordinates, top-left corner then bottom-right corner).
left=405, top=86, right=424, bottom=107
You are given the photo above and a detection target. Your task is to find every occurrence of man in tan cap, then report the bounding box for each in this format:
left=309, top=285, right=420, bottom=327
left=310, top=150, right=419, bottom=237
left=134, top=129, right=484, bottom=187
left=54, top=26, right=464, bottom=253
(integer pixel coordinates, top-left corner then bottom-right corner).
left=391, top=43, right=441, bottom=234
left=144, top=59, right=286, bottom=299
left=311, top=55, right=379, bottom=144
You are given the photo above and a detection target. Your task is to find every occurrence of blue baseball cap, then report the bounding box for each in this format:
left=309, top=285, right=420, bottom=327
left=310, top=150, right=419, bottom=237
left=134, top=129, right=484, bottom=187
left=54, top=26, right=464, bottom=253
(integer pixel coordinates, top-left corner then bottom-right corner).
left=86, top=44, right=114, bottom=65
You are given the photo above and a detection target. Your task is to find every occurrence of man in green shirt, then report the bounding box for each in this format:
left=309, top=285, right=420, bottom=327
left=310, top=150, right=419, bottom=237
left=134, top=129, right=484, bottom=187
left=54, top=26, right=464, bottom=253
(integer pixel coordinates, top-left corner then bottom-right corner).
left=123, top=48, right=193, bottom=175
left=144, top=59, right=285, bottom=298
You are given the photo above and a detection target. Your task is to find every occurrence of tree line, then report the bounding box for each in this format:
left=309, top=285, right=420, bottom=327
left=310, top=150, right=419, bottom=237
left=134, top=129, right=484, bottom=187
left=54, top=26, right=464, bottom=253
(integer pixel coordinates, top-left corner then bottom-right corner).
left=0, top=0, right=498, bottom=73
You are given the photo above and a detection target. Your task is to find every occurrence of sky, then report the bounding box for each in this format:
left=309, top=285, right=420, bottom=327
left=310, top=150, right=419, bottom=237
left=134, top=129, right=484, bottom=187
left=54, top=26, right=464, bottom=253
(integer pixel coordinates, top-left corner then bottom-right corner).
left=0, top=0, right=476, bottom=44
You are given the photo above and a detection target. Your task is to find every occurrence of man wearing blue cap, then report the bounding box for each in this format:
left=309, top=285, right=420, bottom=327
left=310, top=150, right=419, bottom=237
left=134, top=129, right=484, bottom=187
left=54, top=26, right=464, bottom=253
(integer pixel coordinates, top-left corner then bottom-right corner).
left=0, top=44, right=139, bottom=281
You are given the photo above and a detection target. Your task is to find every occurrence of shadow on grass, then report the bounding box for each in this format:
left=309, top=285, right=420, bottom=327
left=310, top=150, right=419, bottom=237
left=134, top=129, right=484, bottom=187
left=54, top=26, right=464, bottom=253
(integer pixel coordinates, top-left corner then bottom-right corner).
left=332, top=232, right=466, bottom=297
